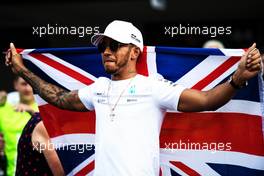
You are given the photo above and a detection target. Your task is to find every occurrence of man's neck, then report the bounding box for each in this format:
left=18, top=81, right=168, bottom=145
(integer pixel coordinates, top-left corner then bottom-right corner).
left=111, top=71, right=137, bottom=81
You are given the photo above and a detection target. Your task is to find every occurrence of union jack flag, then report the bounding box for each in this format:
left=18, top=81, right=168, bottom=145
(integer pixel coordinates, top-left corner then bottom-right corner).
left=18, top=46, right=264, bottom=176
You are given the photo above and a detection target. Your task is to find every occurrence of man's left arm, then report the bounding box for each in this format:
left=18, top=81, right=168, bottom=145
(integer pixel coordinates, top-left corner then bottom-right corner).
left=178, top=43, right=261, bottom=112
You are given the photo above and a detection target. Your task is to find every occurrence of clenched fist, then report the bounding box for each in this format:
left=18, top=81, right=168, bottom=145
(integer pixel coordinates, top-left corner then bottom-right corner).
left=233, top=43, right=262, bottom=86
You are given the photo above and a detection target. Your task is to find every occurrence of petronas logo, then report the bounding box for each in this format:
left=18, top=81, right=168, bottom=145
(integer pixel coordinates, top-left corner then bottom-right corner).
left=129, top=85, right=136, bottom=94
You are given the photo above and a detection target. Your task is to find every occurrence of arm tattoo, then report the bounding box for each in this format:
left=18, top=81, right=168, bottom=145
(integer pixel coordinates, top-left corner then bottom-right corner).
left=17, top=66, right=87, bottom=111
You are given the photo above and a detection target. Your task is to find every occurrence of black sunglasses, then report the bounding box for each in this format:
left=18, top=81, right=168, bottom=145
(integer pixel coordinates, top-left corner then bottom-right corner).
left=97, top=40, right=128, bottom=53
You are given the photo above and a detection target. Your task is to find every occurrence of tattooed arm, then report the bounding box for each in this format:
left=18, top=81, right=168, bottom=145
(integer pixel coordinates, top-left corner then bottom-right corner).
left=19, top=68, right=87, bottom=111
left=5, top=43, right=88, bottom=111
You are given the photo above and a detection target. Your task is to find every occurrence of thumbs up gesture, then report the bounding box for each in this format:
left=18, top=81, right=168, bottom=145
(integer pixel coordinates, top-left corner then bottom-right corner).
left=5, top=43, right=25, bottom=74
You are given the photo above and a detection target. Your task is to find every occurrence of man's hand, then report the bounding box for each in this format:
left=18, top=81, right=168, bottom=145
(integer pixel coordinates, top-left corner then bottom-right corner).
left=5, top=43, right=25, bottom=74
left=4, top=43, right=88, bottom=111
left=233, top=43, right=261, bottom=86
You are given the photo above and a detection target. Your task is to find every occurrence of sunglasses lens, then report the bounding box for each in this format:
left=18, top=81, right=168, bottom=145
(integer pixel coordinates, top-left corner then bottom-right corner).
left=109, top=40, right=119, bottom=52
left=98, top=40, right=125, bottom=53
left=97, top=42, right=106, bottom=53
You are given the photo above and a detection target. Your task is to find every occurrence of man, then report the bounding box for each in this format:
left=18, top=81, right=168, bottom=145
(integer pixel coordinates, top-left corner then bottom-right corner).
left=4, top=20, right=262, bottom=176
left=0, top=77, right=38, bottom=176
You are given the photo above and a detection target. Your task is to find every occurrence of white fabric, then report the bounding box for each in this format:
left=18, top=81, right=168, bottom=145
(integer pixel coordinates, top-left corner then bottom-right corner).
left=78, top=74, right=185, bottom=176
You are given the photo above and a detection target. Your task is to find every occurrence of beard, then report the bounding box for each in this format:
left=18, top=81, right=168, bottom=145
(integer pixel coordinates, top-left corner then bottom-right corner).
left=105, top=67, right=118, bottom=74
left=104, top=51, right=130, bottom=75
left=104, top=61, right=119, bottom=74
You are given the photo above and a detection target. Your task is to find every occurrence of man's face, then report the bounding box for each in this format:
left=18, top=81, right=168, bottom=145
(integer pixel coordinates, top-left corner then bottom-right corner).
left=99, top=37, right=132, bottom=75
left=14, top=77, right=34, bottom=103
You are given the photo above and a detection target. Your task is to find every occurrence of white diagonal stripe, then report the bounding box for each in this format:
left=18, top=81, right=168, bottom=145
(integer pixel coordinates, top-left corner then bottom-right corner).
left=220, top=49, right=245, bottom=56
left=67, top=154, right=95, bottom=176
left=202, top=62, right=238, bottom=91
left=42, top=53, right=97, bottom=81
left=23, top=54, right=89, bottom=90
left=160, top=149, right=264, bottom=175
left=175, top=56, right=231, bottom=88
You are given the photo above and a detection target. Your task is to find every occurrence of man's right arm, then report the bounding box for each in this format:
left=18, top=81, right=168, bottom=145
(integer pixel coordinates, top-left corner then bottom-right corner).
left=5, top=43, right=88, bottom=112
left=18, top=67, right=87, bottom=111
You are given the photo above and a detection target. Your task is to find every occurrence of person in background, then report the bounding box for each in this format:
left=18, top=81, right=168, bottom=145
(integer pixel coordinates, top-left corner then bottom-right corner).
left=0, top=127, right=7, bottom=176
left=16, top=113, right=65, bottom=176
left=0, top=91, right=7, bottom=107
left=0, top=76, right=38, bottom=176
left=0, top=91, right=7, bottom=176
left=203, top=39, right=225, bottom=48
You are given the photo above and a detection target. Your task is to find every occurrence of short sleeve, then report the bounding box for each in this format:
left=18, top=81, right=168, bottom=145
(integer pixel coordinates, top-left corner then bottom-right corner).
left=152, top=77, right=185, bottom=111
left=78, top=84, right=95, bottom=111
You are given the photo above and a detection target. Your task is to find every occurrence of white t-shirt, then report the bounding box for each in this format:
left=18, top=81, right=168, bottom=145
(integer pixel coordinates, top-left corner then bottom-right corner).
left=78, top=74, right=185, bottom=176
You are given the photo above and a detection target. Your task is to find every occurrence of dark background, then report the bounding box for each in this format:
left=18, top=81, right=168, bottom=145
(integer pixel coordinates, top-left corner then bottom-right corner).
left=0, top=0, right=263, bottom=91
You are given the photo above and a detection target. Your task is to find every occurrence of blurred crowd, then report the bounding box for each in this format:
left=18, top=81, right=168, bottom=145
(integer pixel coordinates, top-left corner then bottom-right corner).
left=0, top=76, right=37, bottom=176
left=0, top=76, right=63, bottom=176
